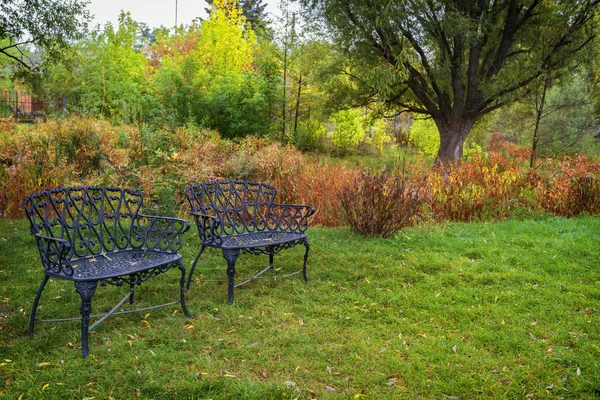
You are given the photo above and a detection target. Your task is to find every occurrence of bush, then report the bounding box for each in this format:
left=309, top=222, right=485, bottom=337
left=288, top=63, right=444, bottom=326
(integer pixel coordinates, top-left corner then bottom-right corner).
left=330, top=109, right=365, bottom=154
left=4, top=117, right=600, bottom=225
left=409, top=118, right=439, bottom=157
left=340, top=168, right=424, bottom=237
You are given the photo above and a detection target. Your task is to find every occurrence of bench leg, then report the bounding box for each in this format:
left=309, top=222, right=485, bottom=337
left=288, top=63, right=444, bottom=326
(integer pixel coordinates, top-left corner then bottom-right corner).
left=302, top=238, right=310, bottom=282
left=29, top=275, right=49, bottom=337
left=187, top=245, right=206, bottom=290
left=177, top=261, right=193, bottom=318
left=129, top=283, right=135, bottom=305
left=222, top=249, right=240, bottom=304
left=75, top=281, right=98, bottom=358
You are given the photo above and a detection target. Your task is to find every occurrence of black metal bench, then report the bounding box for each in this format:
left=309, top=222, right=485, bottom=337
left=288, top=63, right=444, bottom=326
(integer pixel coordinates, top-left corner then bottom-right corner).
left=23, top=186, right=192, bottom=357
left=185, top=180, right=316, bottom=303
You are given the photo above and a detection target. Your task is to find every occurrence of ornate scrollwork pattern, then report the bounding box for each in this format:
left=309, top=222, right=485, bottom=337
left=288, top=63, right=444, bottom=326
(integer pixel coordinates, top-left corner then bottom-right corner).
left=23, top=186, right=189, bottom=279
left=267, top=203, right=316, bottom=233
left=133, top=214, right=190, bottom=253
left=186, top=180, right=315, bottom=242
left=24, top=186, right=143, bottom=259
left=34, top=234, right=74, bottom=276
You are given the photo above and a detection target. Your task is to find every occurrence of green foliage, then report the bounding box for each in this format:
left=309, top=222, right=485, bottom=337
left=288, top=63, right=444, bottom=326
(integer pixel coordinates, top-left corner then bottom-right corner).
left=0, top=0, right=90, bottom=85
left=409, top=118, right=439, bottom=157
left=367, top=119, right=392, bottom=154
left=494, top=74, right=599, bottom=157
left=330, top=108, right=365, bottom=153
left=41, top=12, right=150, bottom=123
left=293, top=118, right=327, bottom=151
left=151, top=0, right=276, bottom=137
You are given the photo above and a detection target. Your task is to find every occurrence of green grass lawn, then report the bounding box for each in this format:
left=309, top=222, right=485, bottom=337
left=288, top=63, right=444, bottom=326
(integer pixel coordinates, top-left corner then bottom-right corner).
left=1, top=217, right=599, bottom=399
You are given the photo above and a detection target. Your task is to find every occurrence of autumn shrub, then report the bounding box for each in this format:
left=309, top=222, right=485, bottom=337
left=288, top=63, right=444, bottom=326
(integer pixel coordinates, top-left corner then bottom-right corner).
left=425, top=152, right=533, bottom=222
left=533, top=155, right=600, bottom=216
left=487, top=131, right=530, bottom=161
left=340, top=168, right=424, bottom=237
left=4, top=118, right=600, bottom=225
left=279, top=160, right=359, bottom=227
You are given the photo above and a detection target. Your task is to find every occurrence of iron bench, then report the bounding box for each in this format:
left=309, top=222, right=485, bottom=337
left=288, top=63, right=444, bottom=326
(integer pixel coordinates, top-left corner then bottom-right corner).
left=185, top=180, right=316, bottom=303
left=23, top=186, right=192, bottom=357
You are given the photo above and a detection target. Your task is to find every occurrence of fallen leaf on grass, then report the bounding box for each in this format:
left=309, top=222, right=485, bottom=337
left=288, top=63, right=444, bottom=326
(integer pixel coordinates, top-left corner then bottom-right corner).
left=41, top=383, right=49, bottom=391
left=325, top=385, right=336, bottom=392
left=531, top=321, right=538, bottom=326
left=37, top=362, right=51, bottom=367
left=219, top=369, right=237, bottom=378
left=262, top=369, right=269, bottom=379
left=451, top=345, right=457, bottom=353
left=141, top=320, right=150, bottom=328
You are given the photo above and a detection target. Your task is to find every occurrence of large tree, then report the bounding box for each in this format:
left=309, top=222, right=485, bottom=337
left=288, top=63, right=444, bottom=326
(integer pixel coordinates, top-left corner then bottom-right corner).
left=0, top=0, right=90, bottom=80
left=301, top=0, right=599, bottom=163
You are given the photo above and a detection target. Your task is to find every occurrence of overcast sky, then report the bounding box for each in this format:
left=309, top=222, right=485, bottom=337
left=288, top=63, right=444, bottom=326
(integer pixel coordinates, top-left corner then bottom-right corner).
left=86, top=0, right=282, bottom=30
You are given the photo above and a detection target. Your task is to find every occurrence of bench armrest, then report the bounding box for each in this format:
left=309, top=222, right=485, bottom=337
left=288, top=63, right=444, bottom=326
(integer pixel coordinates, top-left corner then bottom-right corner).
left=268, top=203, right=316, bottom=232
left=190, top=212, right=222, bottom=245
left=33, top=233, right=75, bottom=276
left=133, top=214, right=191, bottom=253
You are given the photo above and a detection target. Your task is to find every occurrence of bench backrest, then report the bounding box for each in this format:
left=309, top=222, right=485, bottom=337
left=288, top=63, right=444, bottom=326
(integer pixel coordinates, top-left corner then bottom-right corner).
left=23, top=186, right=143, bottom=258
left=185, top=180, right=277, bottom=236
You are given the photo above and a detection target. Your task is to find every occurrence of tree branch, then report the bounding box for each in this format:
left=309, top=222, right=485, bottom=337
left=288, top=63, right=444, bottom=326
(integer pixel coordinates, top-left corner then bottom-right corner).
left=0, top=48, right=32, bottom=69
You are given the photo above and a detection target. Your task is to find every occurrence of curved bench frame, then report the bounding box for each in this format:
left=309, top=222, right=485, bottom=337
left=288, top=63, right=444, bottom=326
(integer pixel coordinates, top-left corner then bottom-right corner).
left=186, top=180, right=315, bottom=303
left=24, top=186, right=192, bottom=357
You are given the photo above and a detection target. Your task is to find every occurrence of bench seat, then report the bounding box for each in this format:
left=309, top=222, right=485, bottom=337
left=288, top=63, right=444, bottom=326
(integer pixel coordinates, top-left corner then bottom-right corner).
left=212, top=231, right=307, bottom=250
left=65, top=250, right=182, bottom=281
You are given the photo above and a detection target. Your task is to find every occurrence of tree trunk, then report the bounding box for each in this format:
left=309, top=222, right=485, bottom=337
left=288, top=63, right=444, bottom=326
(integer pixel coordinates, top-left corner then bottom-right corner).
left=293, top=74, right=302, bottom=138
left=529, top=75, right=549, bottom=169
left=433, top=118, right=475, bottom=165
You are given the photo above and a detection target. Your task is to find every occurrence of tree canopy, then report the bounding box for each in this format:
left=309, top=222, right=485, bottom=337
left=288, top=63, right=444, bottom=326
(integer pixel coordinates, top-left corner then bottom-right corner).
left=0, top=0, right=90, bottom=80
left=301, top=0, right=599, bottom=163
